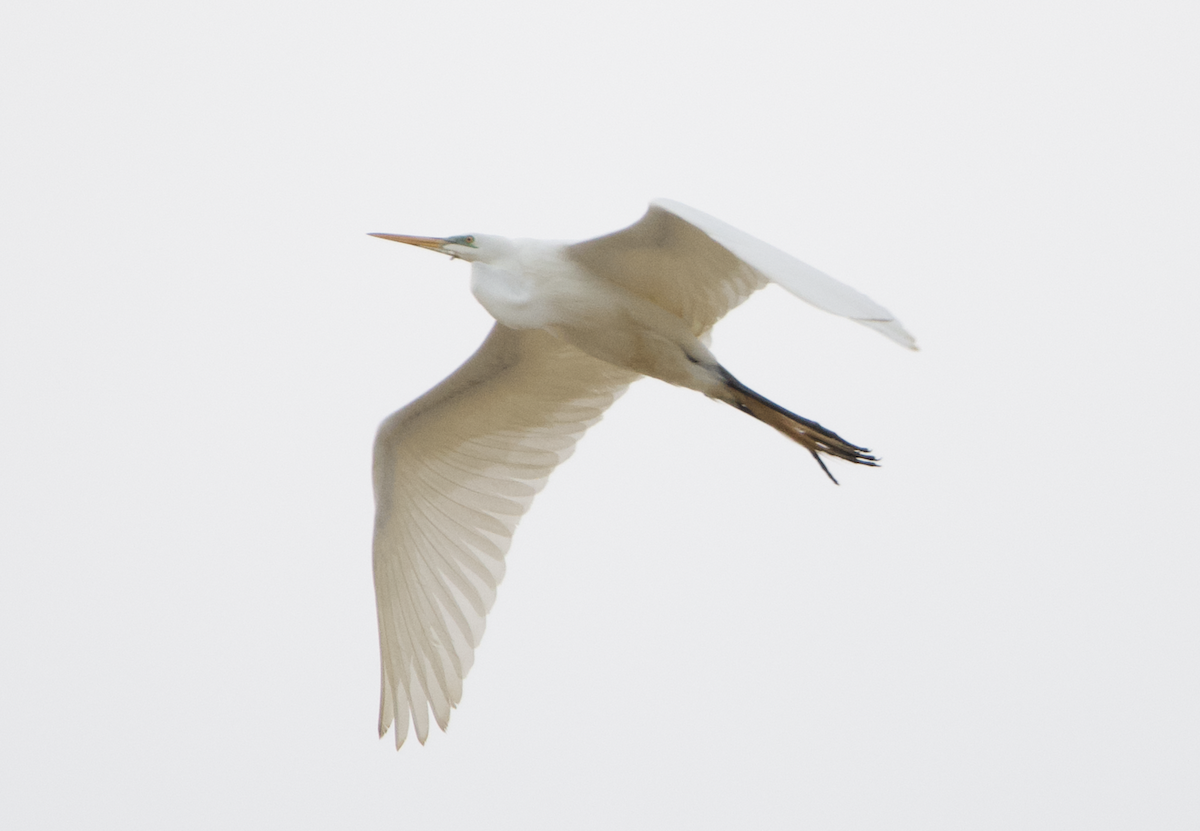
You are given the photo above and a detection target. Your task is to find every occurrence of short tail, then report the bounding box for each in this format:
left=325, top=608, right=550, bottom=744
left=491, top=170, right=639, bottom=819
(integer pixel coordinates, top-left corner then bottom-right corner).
left=717, top=372, right=877, bottom=484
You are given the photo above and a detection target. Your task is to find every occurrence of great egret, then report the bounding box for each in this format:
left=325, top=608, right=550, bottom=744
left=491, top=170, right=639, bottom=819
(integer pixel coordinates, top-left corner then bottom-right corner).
left=369, top=199, right=915, bottom=747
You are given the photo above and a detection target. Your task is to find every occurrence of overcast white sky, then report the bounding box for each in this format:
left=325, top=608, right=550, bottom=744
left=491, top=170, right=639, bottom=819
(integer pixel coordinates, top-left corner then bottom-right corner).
left=3, top=0, right=1198, bottom=828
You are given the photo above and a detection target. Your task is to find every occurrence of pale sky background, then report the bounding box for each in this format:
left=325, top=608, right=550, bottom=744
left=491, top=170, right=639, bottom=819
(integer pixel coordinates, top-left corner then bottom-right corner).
left=3, top=0, right=1198, bottom=828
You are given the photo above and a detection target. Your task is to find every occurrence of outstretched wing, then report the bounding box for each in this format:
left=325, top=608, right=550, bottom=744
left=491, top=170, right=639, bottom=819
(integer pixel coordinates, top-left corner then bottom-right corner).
left=568, top=199, right=916, bottom=349
left=372, top=324, right=635, bottom=748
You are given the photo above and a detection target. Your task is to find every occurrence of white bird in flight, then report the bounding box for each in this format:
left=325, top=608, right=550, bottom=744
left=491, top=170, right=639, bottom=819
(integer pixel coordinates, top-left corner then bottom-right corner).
left=368, top=199, right=915, bottom=747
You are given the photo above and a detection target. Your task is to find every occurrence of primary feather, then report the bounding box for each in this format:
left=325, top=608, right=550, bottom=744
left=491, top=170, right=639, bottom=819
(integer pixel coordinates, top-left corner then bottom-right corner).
left=373, top=326, right=634, bottom=746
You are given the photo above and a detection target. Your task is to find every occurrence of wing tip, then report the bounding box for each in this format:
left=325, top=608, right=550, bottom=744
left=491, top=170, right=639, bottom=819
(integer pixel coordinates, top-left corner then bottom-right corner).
left=855, top=317, right=919, bottom=350
left=380, top=692, right=455, bottom=749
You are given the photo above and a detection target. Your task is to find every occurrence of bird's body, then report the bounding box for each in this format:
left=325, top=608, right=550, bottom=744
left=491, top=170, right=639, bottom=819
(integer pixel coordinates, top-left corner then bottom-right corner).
left=490, top=249, right=710, bottom=385
left=369, top=200, right=915, bottom=747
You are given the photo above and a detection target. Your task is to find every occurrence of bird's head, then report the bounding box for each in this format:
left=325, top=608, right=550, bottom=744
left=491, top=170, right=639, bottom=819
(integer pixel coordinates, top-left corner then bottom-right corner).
left=369, top=232, right=508, bottom=264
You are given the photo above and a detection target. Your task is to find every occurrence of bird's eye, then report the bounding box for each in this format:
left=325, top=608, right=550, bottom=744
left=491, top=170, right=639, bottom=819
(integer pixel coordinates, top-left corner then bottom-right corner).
left=464, top=236, right=475, bottom=244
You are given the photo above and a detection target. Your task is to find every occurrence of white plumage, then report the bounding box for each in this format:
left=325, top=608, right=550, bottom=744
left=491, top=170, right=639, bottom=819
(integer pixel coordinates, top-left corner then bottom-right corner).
left=369, top=199, right=915, bottom=747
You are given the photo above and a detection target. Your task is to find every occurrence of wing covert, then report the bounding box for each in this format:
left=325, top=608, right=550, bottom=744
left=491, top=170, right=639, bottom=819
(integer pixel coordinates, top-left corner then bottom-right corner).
left=372, top=324, right=635, bottom=747
left=568, top=203, right=765, bottom=334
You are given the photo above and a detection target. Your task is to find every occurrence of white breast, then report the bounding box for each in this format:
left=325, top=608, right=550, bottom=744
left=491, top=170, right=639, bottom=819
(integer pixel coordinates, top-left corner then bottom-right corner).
left=469, top=242, right=582, bottom=331
left=468, top=263, right=544, bottom=329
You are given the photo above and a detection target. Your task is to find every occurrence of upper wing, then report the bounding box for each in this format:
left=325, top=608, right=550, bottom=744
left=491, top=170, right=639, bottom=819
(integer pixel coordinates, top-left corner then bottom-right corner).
left=568, top=199, right=916, bottom=349
left=372, top=324, right=636, bottom=748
